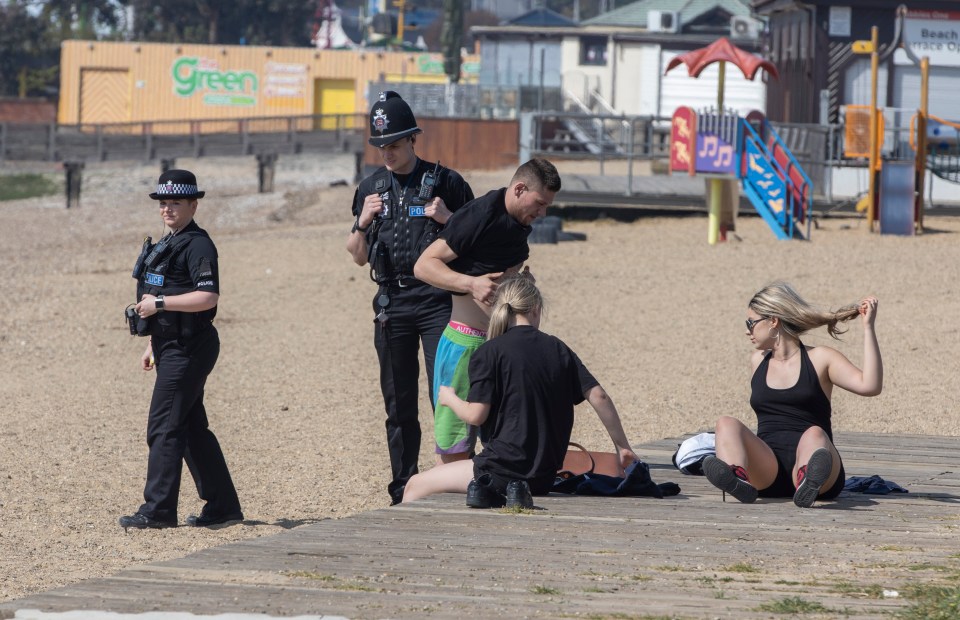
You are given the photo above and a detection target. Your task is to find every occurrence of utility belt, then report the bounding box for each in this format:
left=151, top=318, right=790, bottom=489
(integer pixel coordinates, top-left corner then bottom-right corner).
left=373, top=275, right=430, bottom=327
left=380, top=275, right=425, bottom=289
left=148, top=311, right=211, bottom=340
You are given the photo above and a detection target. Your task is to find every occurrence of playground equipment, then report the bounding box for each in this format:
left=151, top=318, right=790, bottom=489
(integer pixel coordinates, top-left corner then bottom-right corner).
left=670, top=107, right=812, bottom=241
left=666, top=37, right=813, bottom=242
left=848, top=10, right=960, bottom=235
left=921, top=114, right=960, bottom=183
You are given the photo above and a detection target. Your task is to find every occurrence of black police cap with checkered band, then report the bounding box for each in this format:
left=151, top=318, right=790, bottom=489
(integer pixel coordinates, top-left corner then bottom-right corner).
left=149, top=169, right=206, bottom=200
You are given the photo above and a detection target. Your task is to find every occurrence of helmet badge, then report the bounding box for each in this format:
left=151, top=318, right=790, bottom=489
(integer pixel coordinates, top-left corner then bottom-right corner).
left=372, top=108, right=389, bottom=134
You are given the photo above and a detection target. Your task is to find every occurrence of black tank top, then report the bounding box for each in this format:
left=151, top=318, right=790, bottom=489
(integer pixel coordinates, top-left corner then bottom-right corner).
left=750, top=344, right=833, bottom=439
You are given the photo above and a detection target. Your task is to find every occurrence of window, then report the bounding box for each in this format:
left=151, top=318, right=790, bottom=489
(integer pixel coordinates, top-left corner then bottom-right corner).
left=580, top=36, right=608, bottom=66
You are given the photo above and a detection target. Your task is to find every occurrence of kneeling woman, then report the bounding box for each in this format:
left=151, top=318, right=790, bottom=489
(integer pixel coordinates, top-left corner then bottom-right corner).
left=402, top=275, right=637, bottom=506
left=704, top=281, right=882, bottom=508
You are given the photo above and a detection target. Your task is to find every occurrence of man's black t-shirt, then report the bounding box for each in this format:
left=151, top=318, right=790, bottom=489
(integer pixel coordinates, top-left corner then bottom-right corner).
left=440, top=188, right=531, bottom=276
left=469, top=325, right=599, bottom=490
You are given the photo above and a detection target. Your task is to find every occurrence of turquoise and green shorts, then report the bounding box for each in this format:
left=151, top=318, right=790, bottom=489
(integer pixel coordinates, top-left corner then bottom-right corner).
left=433, top=323, right=486, bottom=455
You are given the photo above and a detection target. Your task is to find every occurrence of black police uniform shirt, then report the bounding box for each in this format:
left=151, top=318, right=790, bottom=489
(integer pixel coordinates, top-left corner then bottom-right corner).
left=469, top=325, right=599, bottom=490
left=351, top=159, right=474, bottom=278
left=148, top=220, right=219, bottom=322
left=440, top=188, right=531, bottom=277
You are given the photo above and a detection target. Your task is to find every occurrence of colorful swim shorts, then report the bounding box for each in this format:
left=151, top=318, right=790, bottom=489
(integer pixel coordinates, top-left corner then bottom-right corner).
left=433, top=323, right=486, bottom=455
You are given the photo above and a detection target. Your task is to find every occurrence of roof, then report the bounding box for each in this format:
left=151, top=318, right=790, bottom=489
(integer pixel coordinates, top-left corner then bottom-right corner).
left=508, top=7, right=578, bottom=27
left=584, top=0, right=753, bottom=28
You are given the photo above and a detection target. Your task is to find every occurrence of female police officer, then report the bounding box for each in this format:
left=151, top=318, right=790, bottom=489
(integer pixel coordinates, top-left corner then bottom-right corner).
left=346, top=91, right=474, bottom=505
left=119, top=169, right=243, bottom=529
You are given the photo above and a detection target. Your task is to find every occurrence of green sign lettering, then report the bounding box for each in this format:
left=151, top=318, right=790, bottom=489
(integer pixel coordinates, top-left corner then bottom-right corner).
left=172, top=57, right=258, bottom=103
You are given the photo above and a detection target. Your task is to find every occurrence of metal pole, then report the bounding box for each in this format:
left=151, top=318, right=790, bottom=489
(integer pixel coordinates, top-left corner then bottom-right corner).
left=538, top=47, right=545, bottom=113
left=867, top=26, right=879, bottom=232
left=626, top=120, right=634, bottom=196
left=916, top=56, right=929, bottom=233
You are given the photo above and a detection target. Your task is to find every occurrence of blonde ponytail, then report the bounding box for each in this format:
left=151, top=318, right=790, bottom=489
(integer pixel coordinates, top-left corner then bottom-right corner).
left=487, top=274, right=543, bottom=340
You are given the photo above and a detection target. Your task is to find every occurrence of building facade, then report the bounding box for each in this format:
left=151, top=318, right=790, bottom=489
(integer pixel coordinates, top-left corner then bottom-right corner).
left=58, top=40, right=479, bottom=126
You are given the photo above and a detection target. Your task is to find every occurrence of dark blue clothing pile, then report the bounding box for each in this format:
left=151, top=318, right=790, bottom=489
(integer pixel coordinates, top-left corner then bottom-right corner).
left=844, top=475, right=908, bottom=494
left=553, top=460, right=681, bottom=498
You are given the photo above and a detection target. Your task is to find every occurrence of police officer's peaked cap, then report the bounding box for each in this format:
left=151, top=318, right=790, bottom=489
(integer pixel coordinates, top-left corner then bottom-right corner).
left=149, top=169, right=206, bottom=200
left=368, top=91, right=421, bottom=147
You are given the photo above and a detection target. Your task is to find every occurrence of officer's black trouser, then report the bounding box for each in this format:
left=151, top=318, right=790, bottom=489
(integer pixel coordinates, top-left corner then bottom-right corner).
left=373, top=282, right=451, bottom=504
left=139, top=326, right=241, bottom=522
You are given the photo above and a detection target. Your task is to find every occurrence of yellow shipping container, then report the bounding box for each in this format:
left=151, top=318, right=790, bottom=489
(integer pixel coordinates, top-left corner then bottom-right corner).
left=58, top=40, right=479, bottom=126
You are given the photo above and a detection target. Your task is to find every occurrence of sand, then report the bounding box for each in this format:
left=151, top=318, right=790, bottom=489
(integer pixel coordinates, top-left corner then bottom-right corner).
left=1, top=153, right=958, bottom=602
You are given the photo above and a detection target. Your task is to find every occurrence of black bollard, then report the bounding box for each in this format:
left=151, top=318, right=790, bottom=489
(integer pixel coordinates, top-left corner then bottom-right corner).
left=160, top=158, right=176, bottom=174
left=257, top=153, right=278, bottom=193
left=64, top=161, right=85, bottom=209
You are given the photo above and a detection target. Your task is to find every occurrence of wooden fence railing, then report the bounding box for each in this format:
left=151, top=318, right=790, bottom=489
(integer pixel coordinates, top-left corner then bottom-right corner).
left=0, top=113, right=367, bottom=163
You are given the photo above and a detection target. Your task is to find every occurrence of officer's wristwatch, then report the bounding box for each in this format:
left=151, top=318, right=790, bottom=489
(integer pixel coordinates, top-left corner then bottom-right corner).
left=155, top=295, right=165, bottom=312
left=352, top=216, right=369, bottom=234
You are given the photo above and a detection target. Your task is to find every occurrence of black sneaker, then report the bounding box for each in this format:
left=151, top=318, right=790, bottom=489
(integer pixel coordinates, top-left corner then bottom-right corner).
left=793, top=448, right=833, bottom=508
left=466, top=473, right=505, bottom=508
left=118, top=512, right=177, bottom=530
left=505, top=480, right=534, bottom=509
left=185, top=511, right=244, bottom=527
left=702, top=456, right=758, bottom=503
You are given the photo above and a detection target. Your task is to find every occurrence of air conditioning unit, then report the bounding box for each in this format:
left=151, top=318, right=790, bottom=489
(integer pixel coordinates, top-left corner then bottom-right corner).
left=731, top=16, right=760, bottom=38
left=648, top=10, right=680, bottom=33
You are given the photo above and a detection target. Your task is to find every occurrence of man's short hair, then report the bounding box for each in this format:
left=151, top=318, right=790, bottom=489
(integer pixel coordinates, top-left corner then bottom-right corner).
left=511, top=158, right=561, bottom=193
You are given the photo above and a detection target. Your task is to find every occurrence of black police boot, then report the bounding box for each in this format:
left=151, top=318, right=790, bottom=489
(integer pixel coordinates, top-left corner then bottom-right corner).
left=505, top=480, right=534, bottom=509
left=466, top=473, right=505, bottom=509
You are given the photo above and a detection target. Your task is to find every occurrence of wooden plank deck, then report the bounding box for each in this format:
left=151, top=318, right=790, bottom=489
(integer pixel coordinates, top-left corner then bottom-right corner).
left=3, top=432, right=959, bottom=619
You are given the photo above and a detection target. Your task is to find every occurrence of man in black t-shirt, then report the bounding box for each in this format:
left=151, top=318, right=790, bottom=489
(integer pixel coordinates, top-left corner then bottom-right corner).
left=346, top=91, right=475, bottom=505
left=413, top=158, right=561, bottom=463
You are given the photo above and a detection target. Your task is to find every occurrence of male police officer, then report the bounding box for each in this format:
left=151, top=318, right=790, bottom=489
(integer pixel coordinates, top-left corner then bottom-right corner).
left=120, top=169, right=243, bottom=529
left=347, top=91, right=474, bottom=505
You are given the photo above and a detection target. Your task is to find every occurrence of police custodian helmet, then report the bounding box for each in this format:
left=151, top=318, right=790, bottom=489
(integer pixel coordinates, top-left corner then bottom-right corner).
left=368, top=91, right=422, bottom=148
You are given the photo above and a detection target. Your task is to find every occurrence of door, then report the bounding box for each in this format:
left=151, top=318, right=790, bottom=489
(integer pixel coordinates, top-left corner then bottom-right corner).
left=79, top=68, right=130, bottom=127
left=313, top=78, right=356, bottom=130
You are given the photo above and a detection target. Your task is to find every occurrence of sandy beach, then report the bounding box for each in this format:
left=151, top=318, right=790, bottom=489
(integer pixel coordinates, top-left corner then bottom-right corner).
left=1, top=152, right=958, bottom=603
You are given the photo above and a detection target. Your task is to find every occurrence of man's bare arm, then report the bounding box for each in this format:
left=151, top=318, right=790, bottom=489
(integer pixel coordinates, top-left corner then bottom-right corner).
left=414, top=239, right=502, bottom=305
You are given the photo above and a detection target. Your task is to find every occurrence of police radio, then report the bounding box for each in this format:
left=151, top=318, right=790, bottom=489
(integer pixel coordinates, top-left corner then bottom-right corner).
left=417, top=161, right=441, bottom=202
left=132, top=236, right=152, bottom=279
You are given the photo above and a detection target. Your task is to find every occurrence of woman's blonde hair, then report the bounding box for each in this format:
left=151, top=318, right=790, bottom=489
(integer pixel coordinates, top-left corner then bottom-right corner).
left=487, top=274, right=543, bottom=340
left=749, top=281, right=860, bottom=340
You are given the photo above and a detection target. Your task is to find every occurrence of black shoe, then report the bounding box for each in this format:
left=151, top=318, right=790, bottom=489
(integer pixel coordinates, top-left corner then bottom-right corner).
left=466, top=474, right=506, bottom=509
left=793, top=448, right=833, bottom=508
left=505, top=480, right=534, bottom=509
left=119, top=512, right=177, bottom=530
left=185, top=511, right=244, bottom=527
left=703, top=456, right=758, bottom=504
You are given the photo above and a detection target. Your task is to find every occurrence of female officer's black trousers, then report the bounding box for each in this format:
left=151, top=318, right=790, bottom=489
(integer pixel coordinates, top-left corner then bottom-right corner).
left=139, top=326, right=241, bottom=522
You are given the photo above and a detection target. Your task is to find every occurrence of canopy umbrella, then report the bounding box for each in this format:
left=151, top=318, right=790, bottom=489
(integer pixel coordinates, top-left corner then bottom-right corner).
left=664, top=37, right=778, bottom=112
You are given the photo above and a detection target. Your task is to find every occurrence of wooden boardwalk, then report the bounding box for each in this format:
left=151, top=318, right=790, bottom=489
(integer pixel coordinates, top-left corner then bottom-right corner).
left=3, top=432, right=959, bottom=619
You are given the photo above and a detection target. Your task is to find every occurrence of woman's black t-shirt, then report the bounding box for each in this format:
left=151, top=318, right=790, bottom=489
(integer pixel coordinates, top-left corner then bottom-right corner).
left=469, top=326, right=599, bottom=489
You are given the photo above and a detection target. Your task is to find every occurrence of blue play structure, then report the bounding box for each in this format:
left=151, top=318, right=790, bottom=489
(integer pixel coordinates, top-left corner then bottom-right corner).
left=670, top=107, right=812, bottom=240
